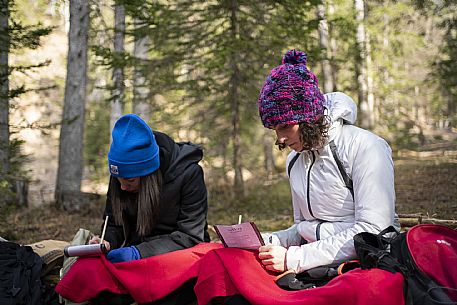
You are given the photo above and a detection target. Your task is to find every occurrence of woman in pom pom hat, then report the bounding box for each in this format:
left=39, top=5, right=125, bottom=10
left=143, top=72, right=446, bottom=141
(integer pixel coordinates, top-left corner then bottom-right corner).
left=257, top=50, right=398, bottom=274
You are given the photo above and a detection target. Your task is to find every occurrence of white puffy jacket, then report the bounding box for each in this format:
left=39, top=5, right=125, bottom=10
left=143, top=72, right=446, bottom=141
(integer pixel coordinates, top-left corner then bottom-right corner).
left=269, top=92, right=397, bottom=273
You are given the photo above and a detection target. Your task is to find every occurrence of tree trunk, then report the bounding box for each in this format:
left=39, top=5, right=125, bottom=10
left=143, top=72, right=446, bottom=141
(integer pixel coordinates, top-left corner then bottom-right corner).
left=229, top=0, right=244, bottom=197
left=0, top=0, right=9, bottom=177
left=55, top=0, right=89, bottom=206
left=110, top=2, right=125, bottom=133
left=133, top=18, right=151, bottom=122
left=317, top=2, right=334, bottom=93
left=262, top=129, right=275, bottom=178
left=382, top=2, right=395, bottom=124
left=328, top=0, right=338, bottom=91
left=354, top=0, right=370, bottom=129
left=366, top=31, right=375, bottom=126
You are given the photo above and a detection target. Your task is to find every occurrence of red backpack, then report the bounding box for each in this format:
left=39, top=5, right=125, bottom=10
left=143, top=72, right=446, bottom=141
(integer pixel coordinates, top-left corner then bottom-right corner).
left=354, top=224, right=457, bottom=305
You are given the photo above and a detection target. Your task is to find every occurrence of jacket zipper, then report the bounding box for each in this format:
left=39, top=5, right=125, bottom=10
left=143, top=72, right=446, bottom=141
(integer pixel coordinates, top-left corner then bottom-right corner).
left=306, top=151, right=316, bottom=218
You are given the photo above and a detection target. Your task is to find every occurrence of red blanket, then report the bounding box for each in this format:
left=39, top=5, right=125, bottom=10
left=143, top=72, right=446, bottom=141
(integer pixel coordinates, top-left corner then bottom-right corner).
left=194, top=248, right=404, bottom=305
left=56, top=243, right=223, bottom=303
left=56, top=243, right=405, bottom=305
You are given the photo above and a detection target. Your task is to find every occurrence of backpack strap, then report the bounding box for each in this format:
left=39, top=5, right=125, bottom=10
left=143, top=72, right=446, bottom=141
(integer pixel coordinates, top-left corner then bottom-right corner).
left=287, top=142, right=354, bottom=199
left=329, top=140, right=354, bottom=198
left=287, top=152, right=301, bottom=177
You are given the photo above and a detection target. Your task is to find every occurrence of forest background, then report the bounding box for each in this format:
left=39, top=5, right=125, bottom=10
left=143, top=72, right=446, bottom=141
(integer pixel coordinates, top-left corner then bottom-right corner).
left=0, top=0, right=456, bottom=244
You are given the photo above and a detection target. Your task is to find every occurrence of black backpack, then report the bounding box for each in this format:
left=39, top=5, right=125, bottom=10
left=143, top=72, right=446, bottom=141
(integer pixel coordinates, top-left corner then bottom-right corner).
left=0, top=241, right=43, bottom=305
left=354, top=225, right=457, bottom=305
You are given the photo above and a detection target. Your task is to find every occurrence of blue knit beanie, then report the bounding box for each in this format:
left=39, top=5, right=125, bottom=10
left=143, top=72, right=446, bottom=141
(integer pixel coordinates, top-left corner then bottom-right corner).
left=108, top=114, right=160, bottom=178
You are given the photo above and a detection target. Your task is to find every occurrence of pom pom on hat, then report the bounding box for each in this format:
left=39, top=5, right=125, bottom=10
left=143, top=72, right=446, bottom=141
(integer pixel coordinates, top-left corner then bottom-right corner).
left=257, top=49, right=325, bottom=128
left=108, top=114, right=160, bottom=178
left=282, top=49, right=307, bottom=65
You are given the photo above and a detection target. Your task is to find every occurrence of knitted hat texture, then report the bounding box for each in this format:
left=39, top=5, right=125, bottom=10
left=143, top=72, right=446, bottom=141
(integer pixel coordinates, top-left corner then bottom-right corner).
left=108, top=114, right=160, bottom=178
left=258, top=49, right=325, bottom=128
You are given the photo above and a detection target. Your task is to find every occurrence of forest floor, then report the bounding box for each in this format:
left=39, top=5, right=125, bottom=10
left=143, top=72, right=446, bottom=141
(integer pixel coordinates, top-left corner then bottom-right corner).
left=1, top=141, right=456, bottom=245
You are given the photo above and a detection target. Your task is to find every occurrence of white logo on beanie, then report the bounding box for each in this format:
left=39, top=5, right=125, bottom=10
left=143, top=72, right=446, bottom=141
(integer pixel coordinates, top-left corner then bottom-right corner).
left=110, top=165, right=119, bottom=175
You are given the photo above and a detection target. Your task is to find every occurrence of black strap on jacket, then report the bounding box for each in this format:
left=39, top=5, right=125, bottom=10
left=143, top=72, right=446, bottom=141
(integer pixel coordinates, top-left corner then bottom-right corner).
left=287, top=141, right=354, bottom=199
left=287, top=152, right=301, bottom=177
left=329, top=140, right=354, bottom=198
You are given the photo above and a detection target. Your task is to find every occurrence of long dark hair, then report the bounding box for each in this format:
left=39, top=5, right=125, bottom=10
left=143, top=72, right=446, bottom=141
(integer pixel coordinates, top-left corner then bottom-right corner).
left=110, top=169, right=163, bottom=236
left=276, top=115, right=330, bottom=151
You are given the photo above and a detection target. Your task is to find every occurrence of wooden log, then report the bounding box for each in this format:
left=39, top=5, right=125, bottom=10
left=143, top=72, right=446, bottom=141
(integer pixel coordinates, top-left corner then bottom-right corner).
left=399, top=215, right=457, bottom=229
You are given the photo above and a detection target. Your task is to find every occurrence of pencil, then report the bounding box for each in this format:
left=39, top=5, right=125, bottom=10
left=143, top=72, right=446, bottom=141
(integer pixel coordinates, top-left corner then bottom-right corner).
left=100, top=216, right=109, bottom=244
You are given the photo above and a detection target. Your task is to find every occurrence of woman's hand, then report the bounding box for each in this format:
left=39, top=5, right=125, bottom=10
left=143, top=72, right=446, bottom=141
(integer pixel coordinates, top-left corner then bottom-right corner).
left=258, top=245, right=288, bottom=273
left=89, top=235, right=111, bottom=251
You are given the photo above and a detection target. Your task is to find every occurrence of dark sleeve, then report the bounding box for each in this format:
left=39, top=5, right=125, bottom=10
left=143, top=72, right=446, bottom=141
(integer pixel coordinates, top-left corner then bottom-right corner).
left=136, top=164, right=208, bottom=258
left=102, top=183, right=125, bottom=250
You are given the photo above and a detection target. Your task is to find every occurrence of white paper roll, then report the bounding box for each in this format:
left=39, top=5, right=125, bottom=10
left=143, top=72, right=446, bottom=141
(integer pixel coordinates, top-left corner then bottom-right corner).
left=64, top=244, right=107, bottom=257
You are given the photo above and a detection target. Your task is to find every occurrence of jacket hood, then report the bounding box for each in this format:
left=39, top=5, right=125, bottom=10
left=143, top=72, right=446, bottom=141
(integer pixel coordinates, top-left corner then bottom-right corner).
left=324, top=92, right=357, bottom=125
left=154, top=131, right=203, bottom=183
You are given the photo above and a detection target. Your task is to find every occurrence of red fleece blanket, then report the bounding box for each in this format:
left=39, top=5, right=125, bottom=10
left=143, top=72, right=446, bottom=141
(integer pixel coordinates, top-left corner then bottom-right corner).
left=56, top=243, right=405, bottom=305
left=194, top=248, right=404, bottom=305
left=56, top=243, right=223, bottom=303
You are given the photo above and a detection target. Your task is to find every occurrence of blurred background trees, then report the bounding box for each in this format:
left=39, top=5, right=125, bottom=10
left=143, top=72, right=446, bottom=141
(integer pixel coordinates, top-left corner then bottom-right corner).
left=0, top=0, right=456, bottom=210
left=0, top=0, right=52, bottom=206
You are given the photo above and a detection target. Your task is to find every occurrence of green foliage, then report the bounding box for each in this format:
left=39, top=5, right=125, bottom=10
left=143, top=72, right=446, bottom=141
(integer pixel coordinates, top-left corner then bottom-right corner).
left=432, top=7, right=457, bottom=124
left=83, top=0, right=326, bottom=194
left=30, top=0, right=457, bottom=200
left=144, top=1, right=322, bottom=180
left=3, top=0, right=53, bottom=51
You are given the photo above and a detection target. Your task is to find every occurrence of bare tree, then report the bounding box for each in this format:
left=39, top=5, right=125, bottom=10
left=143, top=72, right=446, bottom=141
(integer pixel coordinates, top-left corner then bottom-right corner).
left=55, top=0, right=89, bottom=207
left=0, top=0, right=9, bottom=177
left=110, top=1, right=125, bottom=133
left=366, top=31, right=375, bottom=126
left=133, top=18, right=151, bottom=122
left=229, top=0, right=244, bottom=196
left=328, top=0, right=338, bottom=91
left=262, top=129, right=275, bottom=178
left=317, top=2, right=335, bottom=93
left=354, top=0, right=372, bottom=129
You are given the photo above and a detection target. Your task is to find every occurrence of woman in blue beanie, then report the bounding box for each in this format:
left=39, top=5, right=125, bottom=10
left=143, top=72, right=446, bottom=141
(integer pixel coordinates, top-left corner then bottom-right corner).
left=89, top=114, right=209, bottom=305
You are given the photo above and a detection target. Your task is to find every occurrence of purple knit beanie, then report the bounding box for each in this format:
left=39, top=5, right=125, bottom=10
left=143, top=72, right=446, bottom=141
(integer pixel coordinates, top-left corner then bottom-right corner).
left=258, top=49, right=325, bottom=128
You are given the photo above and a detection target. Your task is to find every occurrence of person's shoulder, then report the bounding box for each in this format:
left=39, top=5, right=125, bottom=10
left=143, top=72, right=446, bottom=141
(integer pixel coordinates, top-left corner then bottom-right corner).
left=341, top=125, right=391, bottom=152
left=341, top=124, right=384, bottom=141
left=286, top=150, right=299, bottom=164
left=153, top=130, right=174, bottom=144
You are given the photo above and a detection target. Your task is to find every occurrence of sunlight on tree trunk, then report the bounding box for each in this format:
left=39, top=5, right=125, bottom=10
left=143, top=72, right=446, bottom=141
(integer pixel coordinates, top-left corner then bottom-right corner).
left=56, top=0, right=89, bottom=208
left=354, top=0, right=370, bottom=129
left=110, top=1, right=125, bottom=134
left=328, top=0, right=338, bottom=91
left=133, top=18, right=151, bottom=122
left=366, top=31, right=375, bottom=126
left=317, top=2, right=335, bottom=93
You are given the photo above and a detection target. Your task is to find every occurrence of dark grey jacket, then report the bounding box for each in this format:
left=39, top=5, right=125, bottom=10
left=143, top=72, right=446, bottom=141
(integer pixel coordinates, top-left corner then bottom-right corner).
left=102, top=131, right=209, bottom=258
